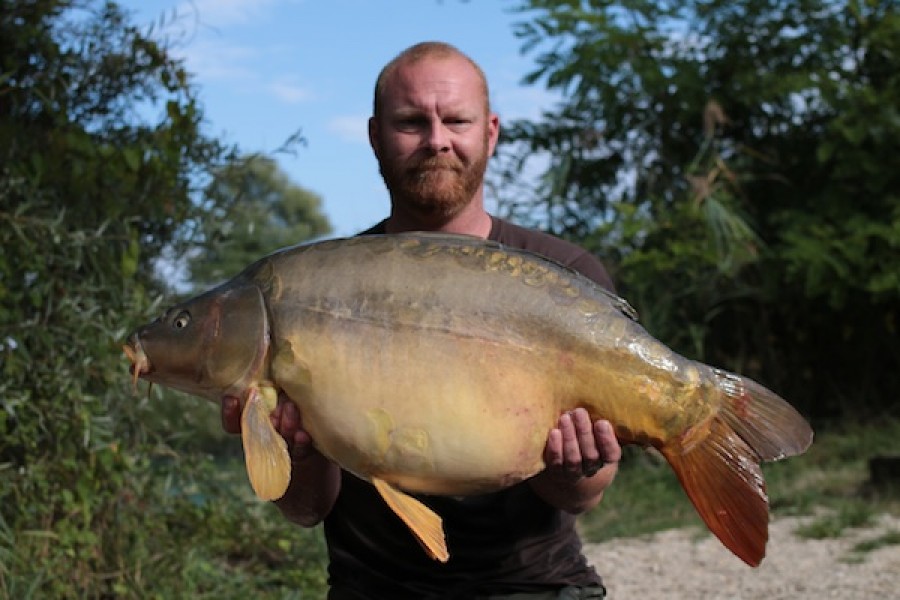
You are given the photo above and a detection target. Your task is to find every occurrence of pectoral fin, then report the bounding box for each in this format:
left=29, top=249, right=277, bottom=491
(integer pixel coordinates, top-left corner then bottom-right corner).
left=371, top=478, right=449, bottom=563
left=240, top=386, right=291, bottom=501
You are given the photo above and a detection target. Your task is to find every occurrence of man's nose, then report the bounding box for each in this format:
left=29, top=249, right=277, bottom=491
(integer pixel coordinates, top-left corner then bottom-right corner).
left=426, top=120, right=451, bottom=153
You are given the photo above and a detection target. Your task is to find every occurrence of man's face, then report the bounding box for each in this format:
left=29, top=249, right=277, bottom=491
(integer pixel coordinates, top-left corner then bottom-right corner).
left=369, top=56, right=500, bottom=223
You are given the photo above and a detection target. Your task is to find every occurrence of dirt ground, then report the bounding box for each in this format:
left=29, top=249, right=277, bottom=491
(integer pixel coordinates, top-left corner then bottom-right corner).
left=583, top=513, right=900, bottom=599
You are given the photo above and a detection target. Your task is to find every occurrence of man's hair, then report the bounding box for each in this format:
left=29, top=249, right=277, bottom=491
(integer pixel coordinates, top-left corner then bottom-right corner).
left=372, top=41, right=490, bottom=117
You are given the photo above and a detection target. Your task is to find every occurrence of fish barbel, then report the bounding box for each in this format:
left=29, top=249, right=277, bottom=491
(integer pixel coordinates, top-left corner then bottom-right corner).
left=124, top=233, right=813, bottom=566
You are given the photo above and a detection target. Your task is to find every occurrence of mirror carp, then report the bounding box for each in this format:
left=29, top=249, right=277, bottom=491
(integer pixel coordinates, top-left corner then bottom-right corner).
left=124, top=233, right=813, bottom=566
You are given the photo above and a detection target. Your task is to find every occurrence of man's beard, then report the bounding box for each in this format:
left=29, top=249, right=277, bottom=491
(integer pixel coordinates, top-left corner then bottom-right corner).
left=379, top=148, right=489, bottom=223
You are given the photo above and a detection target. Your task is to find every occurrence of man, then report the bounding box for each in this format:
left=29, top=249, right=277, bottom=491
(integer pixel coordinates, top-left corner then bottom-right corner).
left=221, top=41, right=622, bottom=599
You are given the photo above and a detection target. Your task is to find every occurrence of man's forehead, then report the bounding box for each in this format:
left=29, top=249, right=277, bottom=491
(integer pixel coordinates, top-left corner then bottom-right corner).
left=384, top=58, right=484, bottom=108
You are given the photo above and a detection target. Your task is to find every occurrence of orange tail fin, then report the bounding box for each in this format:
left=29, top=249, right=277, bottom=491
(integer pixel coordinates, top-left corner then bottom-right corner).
left=660, top=371, right=813, bottom=567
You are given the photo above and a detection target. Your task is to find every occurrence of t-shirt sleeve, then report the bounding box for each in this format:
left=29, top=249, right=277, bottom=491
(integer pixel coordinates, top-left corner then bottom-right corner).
left=564, top=248, right=616, bottom=293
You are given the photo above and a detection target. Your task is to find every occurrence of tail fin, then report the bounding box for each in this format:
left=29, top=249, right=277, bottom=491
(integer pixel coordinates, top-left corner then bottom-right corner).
left=660, top=372, right=813, bottom=567
left=713, top=370, right=813, bottom=461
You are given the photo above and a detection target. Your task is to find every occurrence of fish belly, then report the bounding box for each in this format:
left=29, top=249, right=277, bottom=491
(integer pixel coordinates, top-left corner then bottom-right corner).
left=273, top=319, right=559, bottom=495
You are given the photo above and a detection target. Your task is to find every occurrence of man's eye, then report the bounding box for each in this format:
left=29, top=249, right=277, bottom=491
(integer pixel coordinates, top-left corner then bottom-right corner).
left=397, top=117, right=424, bottom=128
left=446, top=118, right=471, bottom=129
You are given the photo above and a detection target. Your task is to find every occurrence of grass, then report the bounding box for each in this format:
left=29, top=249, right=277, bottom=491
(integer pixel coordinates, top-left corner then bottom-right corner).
left=577, top=415, right=900, bottom=558
left=793, top=504, right=875, bottom=539
left=849, top=529, right=900, bottom=554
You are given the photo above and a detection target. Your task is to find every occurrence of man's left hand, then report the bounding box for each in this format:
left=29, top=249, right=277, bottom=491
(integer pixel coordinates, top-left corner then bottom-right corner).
left=543, top=407, right=621, bottom=482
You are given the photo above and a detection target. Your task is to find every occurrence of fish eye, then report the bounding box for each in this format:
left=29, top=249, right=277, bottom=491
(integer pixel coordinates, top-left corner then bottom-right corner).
left=172, top=311, right=191, bottom=329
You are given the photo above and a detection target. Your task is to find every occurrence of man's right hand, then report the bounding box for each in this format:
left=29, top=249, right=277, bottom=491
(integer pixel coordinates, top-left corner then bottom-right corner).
left=268, top=394, right=319, bottom=461
left=220, top=392, right=341, bottom=526
left=220, top=395, right=243, bottom=435
left=221, top=393, right=317, bottom=461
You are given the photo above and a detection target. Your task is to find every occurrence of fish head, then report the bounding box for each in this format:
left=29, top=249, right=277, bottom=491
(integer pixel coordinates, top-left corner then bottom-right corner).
left=124, top=282, right=270, bottom=400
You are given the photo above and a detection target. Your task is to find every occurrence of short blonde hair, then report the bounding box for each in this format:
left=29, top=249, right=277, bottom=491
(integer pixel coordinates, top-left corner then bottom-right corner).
left=372, top=41, right=490, bottom=117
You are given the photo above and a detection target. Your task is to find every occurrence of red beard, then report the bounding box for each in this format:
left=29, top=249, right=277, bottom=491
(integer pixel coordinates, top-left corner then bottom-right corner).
left=379, top=151, right=489, bottom=222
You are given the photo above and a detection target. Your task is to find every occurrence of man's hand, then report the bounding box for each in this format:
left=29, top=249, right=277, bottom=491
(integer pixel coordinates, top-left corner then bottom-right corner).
left=543, top=407, right=621, bottom=481
left=221, top=393, right=316, bottom=460
left=529, top=407, right=622, bottom=513
left=220, top=395, right=243, bottom=435
left=268, top=395, right=318, bottom=461
left=220, top=393, right=341, bottom=526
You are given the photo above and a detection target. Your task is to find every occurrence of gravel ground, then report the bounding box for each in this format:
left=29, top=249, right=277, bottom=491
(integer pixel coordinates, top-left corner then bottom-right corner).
left=584, top=513, right=900, bottom=599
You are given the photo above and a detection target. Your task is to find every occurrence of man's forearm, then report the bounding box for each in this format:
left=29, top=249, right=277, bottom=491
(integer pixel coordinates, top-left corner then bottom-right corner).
left=273, top=452, right=342, bottom=527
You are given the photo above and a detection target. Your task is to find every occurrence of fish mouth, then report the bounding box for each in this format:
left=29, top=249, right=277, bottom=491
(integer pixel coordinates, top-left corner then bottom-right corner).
left=123, top=336, right=153, bottom=389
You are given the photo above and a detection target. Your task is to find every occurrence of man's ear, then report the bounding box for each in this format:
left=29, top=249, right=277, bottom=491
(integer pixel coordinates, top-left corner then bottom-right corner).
left=368, top=116, right=381, bottom=159
left=487, top=112, right=500, bottom=157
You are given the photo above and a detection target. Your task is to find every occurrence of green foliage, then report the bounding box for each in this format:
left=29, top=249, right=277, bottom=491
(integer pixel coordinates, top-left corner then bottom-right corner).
left=498, top=0, right=900, bottom=420
left=190, top=155, right=333, bottom=289
left=0, top=2, right=328, bottom=596
left=0, top=445, right=329, bottom=598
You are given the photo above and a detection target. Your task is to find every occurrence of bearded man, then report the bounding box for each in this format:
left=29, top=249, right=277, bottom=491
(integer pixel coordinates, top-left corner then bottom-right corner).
left=222, top=41, right=621, bottom=600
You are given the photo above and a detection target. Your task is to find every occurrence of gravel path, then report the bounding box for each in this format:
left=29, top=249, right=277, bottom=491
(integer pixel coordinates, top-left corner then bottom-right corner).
left=584, top=513, right=900, bottom=599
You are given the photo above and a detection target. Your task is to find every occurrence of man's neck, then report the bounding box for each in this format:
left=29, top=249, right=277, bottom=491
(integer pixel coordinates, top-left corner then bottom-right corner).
left=385, top=202, right=493, bottom=238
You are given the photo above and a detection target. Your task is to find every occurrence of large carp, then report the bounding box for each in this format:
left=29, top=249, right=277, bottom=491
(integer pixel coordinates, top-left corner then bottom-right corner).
left=124, top=233, right=812, bottom=566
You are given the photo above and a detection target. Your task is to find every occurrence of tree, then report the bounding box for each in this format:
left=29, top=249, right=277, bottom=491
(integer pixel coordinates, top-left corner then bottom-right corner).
left=189, top=155, right=332, bottom=289
left=495, top=0, right=900, bottom=419
left=0, top=2, right=327, bottom=596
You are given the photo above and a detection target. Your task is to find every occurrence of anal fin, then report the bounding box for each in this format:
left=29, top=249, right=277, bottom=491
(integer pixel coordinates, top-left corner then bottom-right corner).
left=371, top=478, right=449, bottom=563
left=240, top=386, right=291, bottom=501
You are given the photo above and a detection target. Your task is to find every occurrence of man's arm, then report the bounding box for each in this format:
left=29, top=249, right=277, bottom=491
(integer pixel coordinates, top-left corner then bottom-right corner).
left=528, top=408, right=622, bottom=514
left=221, top=395, right=341, bottom=526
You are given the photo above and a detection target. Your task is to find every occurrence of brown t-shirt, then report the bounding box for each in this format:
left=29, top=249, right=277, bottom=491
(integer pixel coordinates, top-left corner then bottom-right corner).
left=324, top=217, right=614, bottom=599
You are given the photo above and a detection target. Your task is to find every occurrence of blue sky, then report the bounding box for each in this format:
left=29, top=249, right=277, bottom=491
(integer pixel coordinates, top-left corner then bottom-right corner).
left=119, top=0, right=557, bottom=237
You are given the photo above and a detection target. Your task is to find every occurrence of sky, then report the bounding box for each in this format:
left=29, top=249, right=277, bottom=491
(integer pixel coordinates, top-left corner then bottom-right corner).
left=119, top=0, right=558, bottom=238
